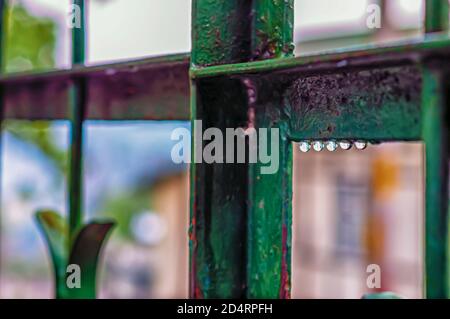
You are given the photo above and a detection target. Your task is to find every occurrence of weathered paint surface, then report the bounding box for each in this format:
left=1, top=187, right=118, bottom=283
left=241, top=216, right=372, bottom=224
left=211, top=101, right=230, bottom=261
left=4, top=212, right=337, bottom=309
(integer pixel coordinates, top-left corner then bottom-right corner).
left=192, top=0, right=252, bottom=66
left=252, top=0, right=294, bottom=60
left=3, top=36, right=450, bottom=123
left=191, top=78, right=250, bottom=298
left=192, top=0, right=293, bottom=67
left=189, top=0, right=450, bottom=300
left=245, top=77, right=293, bottom=298
left=285, top=66, right=422, bottom=141
left=190, top=0, right=293, bottom=298
left=192, top=34, right=450, bottom=79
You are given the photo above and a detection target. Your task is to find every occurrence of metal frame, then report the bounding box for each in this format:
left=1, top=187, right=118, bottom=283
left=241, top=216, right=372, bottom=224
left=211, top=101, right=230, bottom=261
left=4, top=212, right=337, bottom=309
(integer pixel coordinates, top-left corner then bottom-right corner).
left=0, top=0, right=448, bottom=299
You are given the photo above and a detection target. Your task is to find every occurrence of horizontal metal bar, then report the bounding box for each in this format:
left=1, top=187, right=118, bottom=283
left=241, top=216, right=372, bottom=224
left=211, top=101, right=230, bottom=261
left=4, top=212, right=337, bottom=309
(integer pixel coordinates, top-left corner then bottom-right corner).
left=2, top=54, right=190, bottom=120
left=0, top=53, right=190, bottom=83
left=283, top=65, right=422, bottom=141
left=224, top=61, right=422, bottom=142
left=196, top=64, right=423, bottom=142
left=3, top=35, right=450, bottom=127
left=192, top=36, right=450, bottom=142
left=191, top=34, right=450, bottom=79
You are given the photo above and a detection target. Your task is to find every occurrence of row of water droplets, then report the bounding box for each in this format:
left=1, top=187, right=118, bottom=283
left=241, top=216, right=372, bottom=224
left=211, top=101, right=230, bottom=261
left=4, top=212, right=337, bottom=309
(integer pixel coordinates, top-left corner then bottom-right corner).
left=298, top=140, right=367, bottom=153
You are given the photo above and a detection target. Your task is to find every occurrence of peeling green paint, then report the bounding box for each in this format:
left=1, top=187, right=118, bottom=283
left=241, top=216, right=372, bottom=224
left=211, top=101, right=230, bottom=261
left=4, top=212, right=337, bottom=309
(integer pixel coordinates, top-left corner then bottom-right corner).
left=190, top=0, right=293, bottom=299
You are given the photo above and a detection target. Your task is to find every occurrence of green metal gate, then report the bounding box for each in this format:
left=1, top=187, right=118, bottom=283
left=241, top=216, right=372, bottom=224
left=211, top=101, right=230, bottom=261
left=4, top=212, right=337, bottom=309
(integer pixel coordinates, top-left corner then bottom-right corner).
left=0, top=0, right=448, bottom=299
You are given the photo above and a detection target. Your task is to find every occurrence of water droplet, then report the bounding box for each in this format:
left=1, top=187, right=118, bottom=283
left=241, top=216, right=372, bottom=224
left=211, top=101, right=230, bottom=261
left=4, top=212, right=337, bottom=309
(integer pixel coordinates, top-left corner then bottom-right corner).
left=299, top=141, right=311, bottom=153
left=312, top=141, right=324, bottom=152
left=326, top=141, right=338, bottom=152
left=339, top=140, right=352, bottom=150
left=354, top=141, right=367, bottom=150
left=337, top=60, right=348, bottom=67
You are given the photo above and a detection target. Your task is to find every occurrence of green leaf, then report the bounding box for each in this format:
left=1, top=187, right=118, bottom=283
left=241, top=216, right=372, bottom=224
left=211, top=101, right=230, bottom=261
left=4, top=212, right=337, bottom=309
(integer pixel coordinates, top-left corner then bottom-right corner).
left=35, top=210, right=68, bottom=298
left=67, top=221, right=116, bottom=299
left=36, top=211, right=116, bottom=299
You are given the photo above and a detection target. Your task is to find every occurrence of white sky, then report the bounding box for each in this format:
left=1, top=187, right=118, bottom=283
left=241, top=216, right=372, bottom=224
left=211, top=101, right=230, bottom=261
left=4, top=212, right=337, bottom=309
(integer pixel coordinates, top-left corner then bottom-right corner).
left=19, top=0, right=423, bottom=66
left=20, top=0, right=191, bottom=66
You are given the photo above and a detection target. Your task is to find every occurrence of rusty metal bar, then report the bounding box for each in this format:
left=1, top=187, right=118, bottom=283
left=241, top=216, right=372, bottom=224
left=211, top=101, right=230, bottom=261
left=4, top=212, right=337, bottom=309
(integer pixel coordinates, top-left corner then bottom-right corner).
left=245, top=1, right=294, bottom=299
left=191, top=35, right=450, bottom=79
left=4, top=35, right=450, bottom=123
left=190, top=0, right=294, bottom=299
left=190, top=0, right=252, bottom=298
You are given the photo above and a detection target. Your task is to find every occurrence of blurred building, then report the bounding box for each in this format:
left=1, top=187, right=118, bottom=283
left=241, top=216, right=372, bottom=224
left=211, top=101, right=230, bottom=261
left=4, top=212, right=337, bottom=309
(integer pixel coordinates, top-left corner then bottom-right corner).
left=293, top=143, right=423, bottom=298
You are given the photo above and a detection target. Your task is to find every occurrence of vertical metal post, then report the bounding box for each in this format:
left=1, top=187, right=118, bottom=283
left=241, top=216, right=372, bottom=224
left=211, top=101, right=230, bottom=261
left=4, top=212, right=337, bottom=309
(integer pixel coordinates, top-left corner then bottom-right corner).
left=247, top=0, right=293, bottom=298
left=69, top=0, right=86, bottom=244
left=423, top=0, right=450, bottom=299
left=190, top=0, right=294, bottom=298
left=425, top=0, right=449, bottom=33
left=251, top=0, right=294, bottom=60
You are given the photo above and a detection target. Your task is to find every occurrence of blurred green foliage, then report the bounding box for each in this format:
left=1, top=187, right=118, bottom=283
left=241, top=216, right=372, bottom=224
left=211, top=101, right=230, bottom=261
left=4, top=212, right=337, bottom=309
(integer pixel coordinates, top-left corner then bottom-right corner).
left=3, top=3, right=64, bottom=173
left=5, top=4, right=55, bottom=73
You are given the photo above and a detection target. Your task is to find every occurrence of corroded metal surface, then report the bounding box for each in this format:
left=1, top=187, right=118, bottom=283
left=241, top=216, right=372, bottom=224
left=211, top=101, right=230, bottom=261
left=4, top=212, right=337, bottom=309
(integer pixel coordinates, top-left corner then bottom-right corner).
left=192, top=34, right=450, bottom=78
left=191, top=0, right=293, bottom=66
left=188, top=1, right=450, bottom=298
left=190, top=0, right=293, bottom=299
left=285, top=66, right=422, bottom=141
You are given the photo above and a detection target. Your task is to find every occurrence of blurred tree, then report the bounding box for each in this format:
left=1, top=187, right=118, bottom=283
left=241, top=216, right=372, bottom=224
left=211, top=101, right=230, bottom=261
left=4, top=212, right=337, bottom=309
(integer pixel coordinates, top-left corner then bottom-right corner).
left=3, top=3, right=66, bottom=175
left=4, top=3, right=55, bottom=73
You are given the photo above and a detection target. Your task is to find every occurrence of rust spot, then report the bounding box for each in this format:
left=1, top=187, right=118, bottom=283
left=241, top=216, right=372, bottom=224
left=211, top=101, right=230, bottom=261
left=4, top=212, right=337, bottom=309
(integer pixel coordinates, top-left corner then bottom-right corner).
left=279, top=224, right=290, bottom=298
